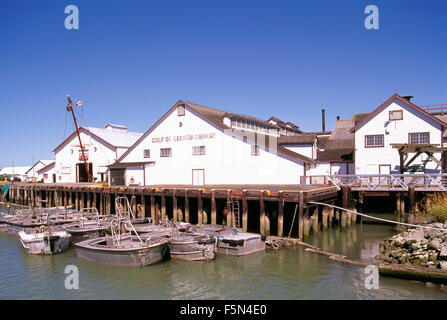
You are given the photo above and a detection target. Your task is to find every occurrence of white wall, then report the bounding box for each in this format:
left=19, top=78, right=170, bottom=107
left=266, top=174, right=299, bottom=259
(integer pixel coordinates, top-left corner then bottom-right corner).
left=118, top=106, right=305, bottom=185
left=40, top=166, right=56, bottom=183
left=283, top=144, right=313, bottom=159
left=55, top=130, right=117, bottom=183
left=355, top=98, right=443, bottom=174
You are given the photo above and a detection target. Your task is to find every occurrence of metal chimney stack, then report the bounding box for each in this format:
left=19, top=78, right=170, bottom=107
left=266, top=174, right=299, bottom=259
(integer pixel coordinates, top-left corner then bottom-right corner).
left=322, top=109, right=326, bottom=132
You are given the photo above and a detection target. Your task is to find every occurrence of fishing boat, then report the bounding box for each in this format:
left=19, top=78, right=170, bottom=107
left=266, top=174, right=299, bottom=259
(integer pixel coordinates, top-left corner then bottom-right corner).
left=192, top=224, right=266, bottom=256
left=74, top=197, right=168, bottom=267
left=168, top=232, right=217, bottom=261
left=18, top=227, right=71, bottom=254
left=63, top=208, right=108, bottom=243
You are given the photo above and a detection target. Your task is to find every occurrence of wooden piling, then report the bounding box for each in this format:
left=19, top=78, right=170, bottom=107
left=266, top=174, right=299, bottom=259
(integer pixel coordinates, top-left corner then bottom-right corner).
left=303, top=207, right=310, bottom=237
left=184, top=189, right=189, bottom=223
left=140, top=190, right=146, bottom=218
left=409, top=186, right=415, bottom=215
left=197, top=189, right=203, bottom=225
left=150, top=188, right=156, bottom=220
left=277, top=191, right=284, bottom=237
left=298, top=192, right=304, bottom=240
left=311, top=206, right=319, bottom=233
left=99, top=190, right=104, bottom=215
left=161, top=189, right=166, bottom=220
left=242, top=190, right=248, bottom=232
left=322, top=206, right=329, bottom=230
left=80, top=191, right=85, bottom=210
left=260, top=191, right=265, bottom=235
left=211, top=190, right=216, bottom=225
left=396, top=193, right=402, bottom=213
left=172, top=190, right=177, bottom=222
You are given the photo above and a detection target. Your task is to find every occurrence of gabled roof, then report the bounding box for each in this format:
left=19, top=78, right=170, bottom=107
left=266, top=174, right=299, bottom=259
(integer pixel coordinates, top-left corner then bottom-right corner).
left=25, top=160, right=54, bottom=174
left=317, top=119, right=355, bottom=162
left=115, top=100, right=314, bottom=164
left=351, top=94, right=447, bottom=133
left=37, top=162, right=55, bottom=174
left=53, top=126, right=142, bottom=152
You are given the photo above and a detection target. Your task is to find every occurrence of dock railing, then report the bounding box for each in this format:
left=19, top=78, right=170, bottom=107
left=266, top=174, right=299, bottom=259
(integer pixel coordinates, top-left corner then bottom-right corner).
left=304, top=174, right=447, bottom=191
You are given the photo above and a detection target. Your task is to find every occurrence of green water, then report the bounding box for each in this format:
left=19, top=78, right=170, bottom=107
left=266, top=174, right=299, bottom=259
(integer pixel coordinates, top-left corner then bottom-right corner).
left=1, top=203, right=447, bottom=300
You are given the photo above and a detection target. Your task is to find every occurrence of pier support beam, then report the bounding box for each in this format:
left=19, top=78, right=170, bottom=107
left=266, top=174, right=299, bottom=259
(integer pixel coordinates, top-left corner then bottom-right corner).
left=197, top=190, right=203, bottom=225
left=242, top=190, right=248, bottom=232
left=172, top=190, right=177, bottom=222
left=409, top=186, right=415, bottom=215
left=184, top=190, right=189, bottom=223
left=277, top=191, right=284, bottom=237
left=322, top=206, right=329, bottom=230
left=161, top=189, right=166, bottom=220
left=260, top=191, right=265, bottom=235
left=150, top=189, right=155, bottom=220
left=99, top=190, right=104, bottom=215
left=211, top=190, right=216, bottom=225
left=311, top=206, right=319, bottom=233
left=140, top=190, right=146, bottom=219
left=303, top=208, right=310, bottom=237
left=298, top=192, right=304, bottom=240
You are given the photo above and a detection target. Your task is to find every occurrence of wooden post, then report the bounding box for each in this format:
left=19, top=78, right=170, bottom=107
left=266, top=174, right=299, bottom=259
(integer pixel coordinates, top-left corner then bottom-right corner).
left=150, top=188, right=155, bottom=220
left=260, top=191, right=265, bottom=235
left=75, top=191, right=79, bottom=211
left=93, top=190, right=97, bottom=210
left=132, top=190, right=137, bottom=218
left=303, top=207, right=310, bottom=237
left=86, top=191, right=91, bottom=209
left=140, top=189, right=146, bottom=218
left=277, top=191, right=284, bottom=237
left=409, top=186, right=415, bottom=215
left=211, top=190, right=217, bottom=225
left=400, top=193, right=406, bottom=213
left=298, top=192, right=304, bottom=240
left=106, top=192, right=111, bottom=215
left=160, top=189, right=166, bottom=220
left=311, top=206, right=319, bottom=233
left=68, top=190, right=73, bottom=207
left=172, top=190, right=177, bottom=222
left=99, top=190, right=104, bottom=215
left=340, top=209, right=347, bottom=229
left=396, top=192, right=401, bottom=212
left=242, top=190, right=248, bottom=232
left=351, top=207, right=357, bottom=224
left=80, top=191, right=85, bottom=210
left=184, top=189, right=189, bottom=223
left=322, top=206, right=329, bottom=230
left=197, top=190, right=203, bottom=225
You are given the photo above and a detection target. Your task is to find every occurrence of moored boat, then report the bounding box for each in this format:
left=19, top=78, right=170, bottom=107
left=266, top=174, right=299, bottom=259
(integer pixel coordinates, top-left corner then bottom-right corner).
left=168, top=232, right=217, bottom=261
left=18, top=228, right=71, bottom=254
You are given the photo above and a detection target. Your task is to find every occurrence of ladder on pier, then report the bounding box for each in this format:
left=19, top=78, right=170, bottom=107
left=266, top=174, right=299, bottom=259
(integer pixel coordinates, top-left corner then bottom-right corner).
left=230, top=196, right=240, bottom=229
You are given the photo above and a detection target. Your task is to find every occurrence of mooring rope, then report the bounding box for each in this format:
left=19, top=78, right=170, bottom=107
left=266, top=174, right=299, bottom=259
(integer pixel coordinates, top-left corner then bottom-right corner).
left=308, top=201, right=447, bottom=232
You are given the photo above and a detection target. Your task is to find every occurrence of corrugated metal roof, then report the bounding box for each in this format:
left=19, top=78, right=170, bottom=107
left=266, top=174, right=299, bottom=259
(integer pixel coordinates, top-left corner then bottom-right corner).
left=84, top=127, right=142, bottom=148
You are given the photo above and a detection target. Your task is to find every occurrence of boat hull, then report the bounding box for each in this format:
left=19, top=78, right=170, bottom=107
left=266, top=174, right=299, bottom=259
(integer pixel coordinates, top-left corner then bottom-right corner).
left=18, top=231, right=72, bottom=255
left=75, top=236, right=168, bottom=267
left=169, top=235, right=216, bottom=261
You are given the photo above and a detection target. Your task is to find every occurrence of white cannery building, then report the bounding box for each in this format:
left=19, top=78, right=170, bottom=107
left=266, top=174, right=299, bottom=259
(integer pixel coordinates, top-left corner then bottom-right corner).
left=25, top=160, right=54, bottom=181
left=108, top=100, right=315, bottom=186
left=53, top=124, right=142, bottom=183
left=352, top=94, right=447, bottom=174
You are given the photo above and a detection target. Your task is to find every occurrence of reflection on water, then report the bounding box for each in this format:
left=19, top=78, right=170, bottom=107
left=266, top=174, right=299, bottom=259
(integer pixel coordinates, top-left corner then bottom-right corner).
left=1, top=206, right=447, bottom=299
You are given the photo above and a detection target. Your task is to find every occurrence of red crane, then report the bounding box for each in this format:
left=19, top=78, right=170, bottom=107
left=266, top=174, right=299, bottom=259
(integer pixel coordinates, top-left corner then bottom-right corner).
left=66, top=95, right=91, bottom=182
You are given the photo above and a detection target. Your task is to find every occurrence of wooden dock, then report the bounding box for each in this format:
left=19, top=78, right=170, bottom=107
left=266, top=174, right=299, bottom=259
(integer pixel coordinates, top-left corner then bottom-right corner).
left=3, top=183, right=339, bottom=238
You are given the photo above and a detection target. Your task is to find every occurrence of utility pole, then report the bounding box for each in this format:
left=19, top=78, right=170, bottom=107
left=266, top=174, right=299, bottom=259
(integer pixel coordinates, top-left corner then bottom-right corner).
left=31, top=156, right=35, bottom=180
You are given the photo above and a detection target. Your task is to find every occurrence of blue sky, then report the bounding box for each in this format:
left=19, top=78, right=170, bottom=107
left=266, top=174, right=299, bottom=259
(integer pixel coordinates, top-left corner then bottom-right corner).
left=0, top=0, right=446, bottom=169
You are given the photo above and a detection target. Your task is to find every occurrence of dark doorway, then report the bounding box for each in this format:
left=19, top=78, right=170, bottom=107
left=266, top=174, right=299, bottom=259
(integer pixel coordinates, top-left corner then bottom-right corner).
left=110, top=168, right=125, bottom=186
left=77, top=163, right=93, bottom=182
left=52, top=174, right=56, bottom=183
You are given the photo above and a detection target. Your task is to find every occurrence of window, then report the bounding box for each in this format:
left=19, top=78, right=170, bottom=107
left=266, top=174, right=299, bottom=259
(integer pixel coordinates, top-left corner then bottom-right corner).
left=192, top=146, right=206, bottom=156
left=365, top=135, right=384, bottom=148
left=43, top=174, right=48, bottom=179
left=160, top=148, right=172, bottom=157
left=251, top=145, right=260, bottom=156
left=389, top=110, right=403, bottom=121
left=143, top=149, right=150, bottom=158
left=409, top=132, right=430, bottom=144
left=178, top=105, right=185, bottom=116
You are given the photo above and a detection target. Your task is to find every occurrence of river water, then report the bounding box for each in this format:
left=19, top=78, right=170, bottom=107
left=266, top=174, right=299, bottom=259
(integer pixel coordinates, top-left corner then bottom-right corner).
left=1, top=203, right=447, bottom=300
